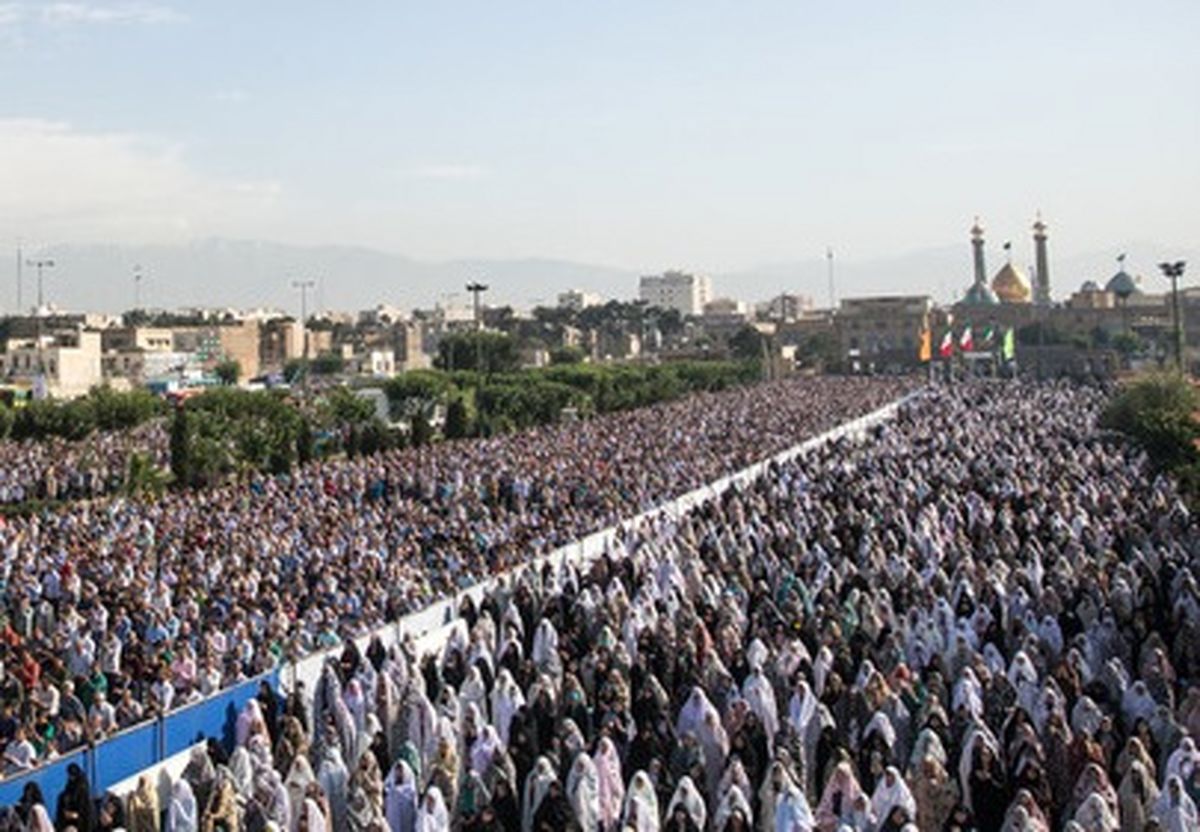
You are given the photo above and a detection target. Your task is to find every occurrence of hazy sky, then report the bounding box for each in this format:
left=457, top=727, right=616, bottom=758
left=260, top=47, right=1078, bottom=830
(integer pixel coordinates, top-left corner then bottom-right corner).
left=0, top=1, right=1196, bottom=272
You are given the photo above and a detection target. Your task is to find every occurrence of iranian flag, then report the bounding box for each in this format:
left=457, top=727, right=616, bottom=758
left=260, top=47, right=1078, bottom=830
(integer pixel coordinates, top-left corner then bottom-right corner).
left=959, top=326, right=975, bottom=352
left=939, top=331, right=954, bottom=358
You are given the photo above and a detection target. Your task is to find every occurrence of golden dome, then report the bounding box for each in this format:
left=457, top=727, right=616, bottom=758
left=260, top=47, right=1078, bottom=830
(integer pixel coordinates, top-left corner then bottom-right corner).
left=992, top=262, right=1032, bottom=304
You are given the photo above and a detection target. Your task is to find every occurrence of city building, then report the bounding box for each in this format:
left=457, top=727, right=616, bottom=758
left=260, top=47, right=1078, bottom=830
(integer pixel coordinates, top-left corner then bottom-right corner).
left=639, top=270, right=712, bottom=317
left=0, top=329, right=103, bottom=398
left=101, top=326, right=175, bottom=353
left=557, top=289, right=603, bottom=311
left=757, top=293, right=814, bottom=323
left=835, top=295, right=936, bottom=369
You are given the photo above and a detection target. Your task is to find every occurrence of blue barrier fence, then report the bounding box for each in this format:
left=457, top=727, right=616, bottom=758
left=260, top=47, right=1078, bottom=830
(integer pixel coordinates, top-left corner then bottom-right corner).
left=0, top=669, right=278, bottom=815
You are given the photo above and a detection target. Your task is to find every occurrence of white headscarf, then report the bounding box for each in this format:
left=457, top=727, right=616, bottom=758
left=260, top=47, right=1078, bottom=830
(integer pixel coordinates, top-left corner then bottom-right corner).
left=1073, top=792, right=1119, bottom=831
left=26, top=805, right=54, bottom=832
left=167, top=778, right=199, bottom=832
left=622, top=770, right=661, bottom=832
left=385, top=760, right=418, bottom=832
left=522, top=756, right=558, bottom=832
left=285, top=755, right=317, bottom=832
left=594, top=736, right=625, bottom=830
left=869, top=767, right=916, bottom=826
left=317, top=745, right=350, bottom=832
left=1165, top=737, right=1200, bottom=787
left=567, top=752, right=602, bottom=832
left=742, top=669, right=780, bottom=750
left=666, top=775, right=707, bottom=831
left=491, top=669, right=526, bottom=746
left=773, top=784, right=814, bottom=832
left=677, top=687, right=719, bottom=740
left=470, top=725, right=502, bottom=777
left=416, top=786, right=450, bottom=832
left=1153, top=775, right=1200, bottom=832
left=714, top=784, right=753, bottom=831
left=302, top=797, right=329, bottom=832
left=787, top=680, right=817, bottom=737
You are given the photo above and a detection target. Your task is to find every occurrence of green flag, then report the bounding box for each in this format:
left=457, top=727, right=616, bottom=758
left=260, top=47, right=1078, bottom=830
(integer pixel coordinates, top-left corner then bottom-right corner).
left=1002, top=327, right=1016, bottom=361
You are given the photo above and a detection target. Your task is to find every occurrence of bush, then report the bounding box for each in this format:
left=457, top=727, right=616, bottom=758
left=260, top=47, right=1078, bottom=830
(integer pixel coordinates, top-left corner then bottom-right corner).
left=1101, top=373, right=1200, bottom=472
left=549, top=346, right=586, bottom=365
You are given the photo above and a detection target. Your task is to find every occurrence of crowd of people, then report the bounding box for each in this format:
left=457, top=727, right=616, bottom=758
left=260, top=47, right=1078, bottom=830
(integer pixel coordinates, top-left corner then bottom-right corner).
left=0, top=424, right=168, bottom=506
left=0, top=376, right=912, bottom=779
left=4, top=378, right=1198, bottom=832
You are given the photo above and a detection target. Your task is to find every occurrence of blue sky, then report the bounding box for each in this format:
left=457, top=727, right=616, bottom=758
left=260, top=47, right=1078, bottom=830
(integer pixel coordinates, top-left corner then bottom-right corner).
left=0, top=1, right=1196, bottom=273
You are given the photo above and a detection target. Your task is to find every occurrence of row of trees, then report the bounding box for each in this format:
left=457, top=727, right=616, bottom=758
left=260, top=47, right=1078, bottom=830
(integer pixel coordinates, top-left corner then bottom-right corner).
left=0, top=356, right=760, bottom=499
left=168, top=386, right=389, bottom=488
left=383, top=360, right=760, bottom=440
left=0, top=387, right=164, bottom=442
left=1101, top=372, right=1200, bottom=503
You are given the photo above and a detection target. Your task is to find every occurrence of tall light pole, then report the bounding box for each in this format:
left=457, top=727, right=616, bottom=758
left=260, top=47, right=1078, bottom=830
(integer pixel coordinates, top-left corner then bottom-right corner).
left=826, top=247, right=836, bottom=310
left=133, top=264, right=144, bottom=311
left=25, top=257, right=54, bottom=387
left=292, top=279, right=315, bottom=395
left=1159, top=261, right=1187, bottom=373
left=466, top=281, right=488, bottom=372
left=27, top=258, right=54, bottom=312
left=15, top=241, right=22, bottom=313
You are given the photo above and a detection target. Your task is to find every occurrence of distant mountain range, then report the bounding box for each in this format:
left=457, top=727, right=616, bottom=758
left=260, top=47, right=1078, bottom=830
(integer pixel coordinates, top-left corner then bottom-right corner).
left=8, top=238, right=1196, bottom=316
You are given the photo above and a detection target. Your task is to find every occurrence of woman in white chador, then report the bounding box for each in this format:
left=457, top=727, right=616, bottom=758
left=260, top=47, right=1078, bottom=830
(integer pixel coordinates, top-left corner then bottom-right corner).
left=666, top=775, right=707, bottom=832
left=567, top=752, right=602, bottom=832
left=622, top=771, right=661, bottom=832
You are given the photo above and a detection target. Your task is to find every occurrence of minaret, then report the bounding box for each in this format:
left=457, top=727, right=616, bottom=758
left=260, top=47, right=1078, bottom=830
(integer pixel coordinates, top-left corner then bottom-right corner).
left=1033, top=213, right=1050, bottom=306
left=971, top=217, right=987, bottom=290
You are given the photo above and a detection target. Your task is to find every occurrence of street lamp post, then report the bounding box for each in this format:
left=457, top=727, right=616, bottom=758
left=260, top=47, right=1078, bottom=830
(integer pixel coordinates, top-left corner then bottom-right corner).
left=466, top=281, right=488, bottom=372
left=1159, top=261, right=1187, bottom=373
left=27, top=257, right=54, bottom=312
left=26, top=258, right=55, bottom=382
left=292, top=279, right=316, bottom=395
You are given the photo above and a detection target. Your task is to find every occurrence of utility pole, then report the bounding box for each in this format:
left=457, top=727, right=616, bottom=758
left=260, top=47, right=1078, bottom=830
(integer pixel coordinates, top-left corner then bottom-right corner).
left=826, top=247, right=836, bottom=311
left=292, top=279, right=316, bottom=396
left=133, top=264, right=144, bottom=311
left=1159, top=261, right=1187, bottom=373
left=28, top=257, right=53, bottom=312
left=26, top=257, right=55, bottom=390
left=466, top=281, right=488, bottom=372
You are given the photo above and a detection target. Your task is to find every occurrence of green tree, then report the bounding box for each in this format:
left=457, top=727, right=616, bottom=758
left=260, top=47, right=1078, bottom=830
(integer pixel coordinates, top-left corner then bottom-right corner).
left=1101, top=373, right=1200, bottom=471
left=1112, top=332, right=1143, bottom=357
left=125, top=451, right=168, bottom=498
left=410, top=411, right=433, bottom=446
left=444, top=396, right=472, bottom=439
left=169, top=405, right=191, bottom=486
left=88, top=387, right=163, bottom=430
left=0, top=405, right=13, bottom=440
left=296, top=415, right=315, bottom=465
left=436, top=332, right=521, bottom=374
left=729, top=325, right=768, bottom=362
left=311, top=352, right=345, bottom=376
left=549, top=346, right=586, bottom=365
left=796, top=332, right=842, bottom=369
left=384, top=371, right=453, bottom=419
left=283, top=359, right=306, bottom=384
left=214, top=359, right=241, bottom=386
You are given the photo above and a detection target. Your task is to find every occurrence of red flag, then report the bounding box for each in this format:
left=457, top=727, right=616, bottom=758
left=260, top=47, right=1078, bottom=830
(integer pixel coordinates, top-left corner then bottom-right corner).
left=938, top=332, right=954, bottom=358
left=959, top=326, right=974, bottom=352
